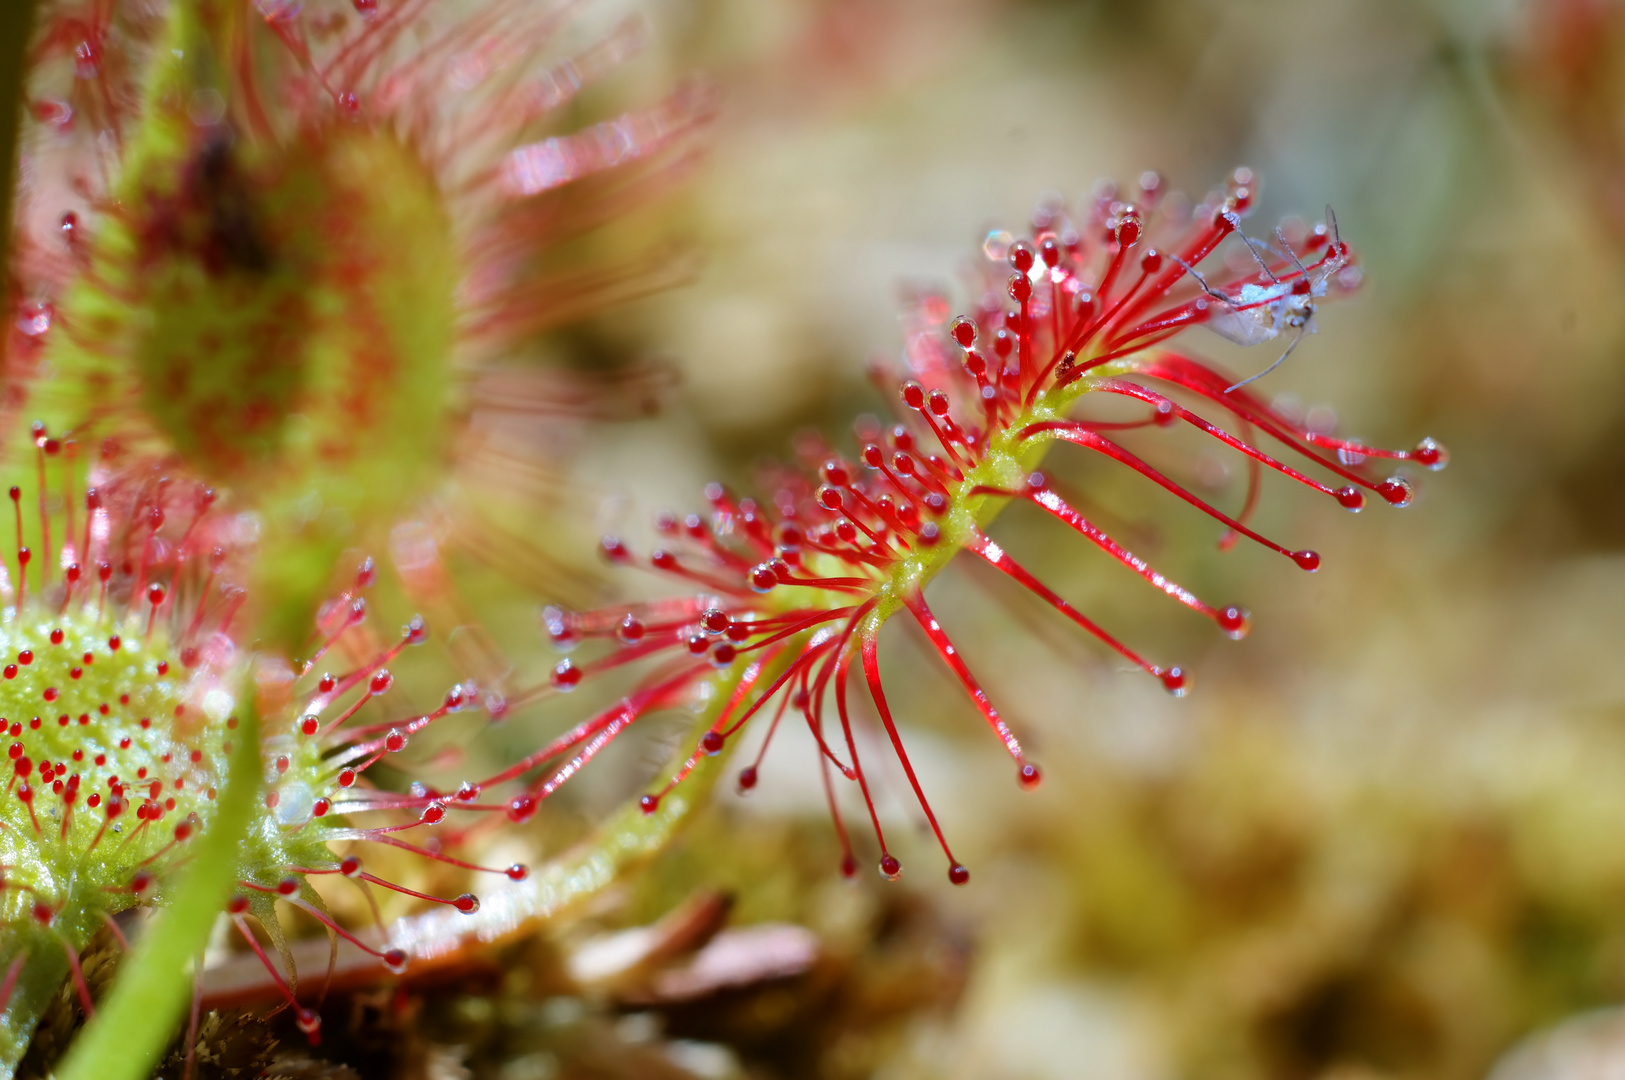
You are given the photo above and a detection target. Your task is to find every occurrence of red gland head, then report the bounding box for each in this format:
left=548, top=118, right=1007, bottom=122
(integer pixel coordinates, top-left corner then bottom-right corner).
left=950, top=316, right=977, bottom=348
left=507, top=794, right=537, bottom=823
left=1216, top=607, right=1251, bottom=641
left=1376, top=477, right=1414, bottom=507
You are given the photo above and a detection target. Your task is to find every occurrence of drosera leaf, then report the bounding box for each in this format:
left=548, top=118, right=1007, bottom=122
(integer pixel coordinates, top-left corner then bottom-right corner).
left=53, top=702, right=260, bottom=1080
left=454, top=176, right=1443, bottom=887
left=26, top=0, right=460, bottom=650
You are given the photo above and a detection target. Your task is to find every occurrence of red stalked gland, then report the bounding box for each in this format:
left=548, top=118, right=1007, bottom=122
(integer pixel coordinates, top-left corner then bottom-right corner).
left=507, top=795, right=536, bottom=823
left=950, top=316, right=977, bottom=348
left=1413, top=438, right=1449, bottom=470
left=1217, top=606, right=1251, bottom=641
left=1009, top=241, right=1035, bottom=273
left=1377, top=477, right=1414, bottom=507
left=551, top=659, right=581, bottom=691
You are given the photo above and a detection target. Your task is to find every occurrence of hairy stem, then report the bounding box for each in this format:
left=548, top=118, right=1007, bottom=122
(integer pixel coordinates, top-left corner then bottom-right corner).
left=860, top=364, right=1113, bottom=633
left=380, top=659, right=764, bottom=965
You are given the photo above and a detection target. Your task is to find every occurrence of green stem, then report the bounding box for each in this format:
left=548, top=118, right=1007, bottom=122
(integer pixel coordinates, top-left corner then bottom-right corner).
left=53, top=704, right=261, bottom=1080
left=0, top=0, right=37, bottom=291
left=0, top=937, right=68, bottom=1076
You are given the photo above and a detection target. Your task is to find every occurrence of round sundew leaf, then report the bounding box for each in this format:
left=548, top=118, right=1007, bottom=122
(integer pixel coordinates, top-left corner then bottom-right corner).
left=51, top=701, right=261, bottom=1080
left=0, top=592, right=341, bottom=1072
left=29, top=5, right=459, bottom=648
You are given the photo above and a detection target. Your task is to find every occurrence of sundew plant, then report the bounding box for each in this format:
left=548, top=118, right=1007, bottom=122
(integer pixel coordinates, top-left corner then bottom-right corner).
left=529, top=171, right=1445, bottom=885
left=0, top=1, right=1444, bottom=1078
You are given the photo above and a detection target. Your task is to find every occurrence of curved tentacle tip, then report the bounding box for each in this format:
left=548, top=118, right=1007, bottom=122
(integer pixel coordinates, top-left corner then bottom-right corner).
left=1377, top=477, right=1415, bottom=507
left=1413, top=438, right=1449, bottom=471
left=1217, top=606, right=1251, bottom=641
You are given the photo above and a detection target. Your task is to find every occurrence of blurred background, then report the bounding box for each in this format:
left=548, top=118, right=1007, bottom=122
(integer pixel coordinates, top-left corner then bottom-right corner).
left=292, top=0, right=1625, bottom=1078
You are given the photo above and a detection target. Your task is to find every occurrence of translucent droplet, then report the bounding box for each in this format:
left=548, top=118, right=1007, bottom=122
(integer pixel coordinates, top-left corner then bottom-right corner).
left=16, top=302, right=52, bottom=337
left=1377, top=476, right=1414, bottom=508
left=202, top=687, right=235, bottom=722
left=1413, top=437, right=1449, bottom=471
left=274, top=783, right=314, bottom=826
left=1217, top=607, right=1251, bottom=641
left=982, top=229, right=1014, bottom=262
